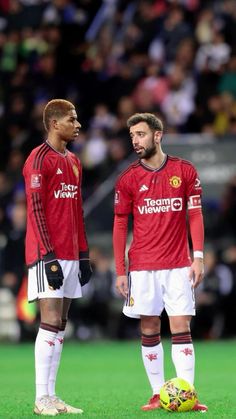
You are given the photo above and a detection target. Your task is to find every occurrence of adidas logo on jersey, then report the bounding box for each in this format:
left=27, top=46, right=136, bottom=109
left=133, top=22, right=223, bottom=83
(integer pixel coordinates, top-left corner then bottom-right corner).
left=56, top=168, right=63, bottom=174
left=139, top=184, right=149, bottom=192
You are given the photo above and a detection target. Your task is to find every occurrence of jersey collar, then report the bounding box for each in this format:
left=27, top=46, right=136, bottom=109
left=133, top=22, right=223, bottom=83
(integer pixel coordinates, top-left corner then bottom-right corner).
left=140, top=154, right=168, bottom=172
left=45, top=140, right=68, bottom=157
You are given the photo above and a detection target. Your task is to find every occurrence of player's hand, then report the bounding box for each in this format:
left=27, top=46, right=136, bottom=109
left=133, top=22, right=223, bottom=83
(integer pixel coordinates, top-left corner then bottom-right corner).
left=44, top=257, right=64, bottom=290
left=79, top=259, right=93, bottom=286
left=189, top=258, right=204, bottom=288
left=116, top=275, right=128, bottom=298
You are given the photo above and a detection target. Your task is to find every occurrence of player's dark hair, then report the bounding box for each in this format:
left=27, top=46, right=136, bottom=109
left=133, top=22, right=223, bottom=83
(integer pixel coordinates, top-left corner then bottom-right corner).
left=127, top=113, right=163, bottom=132
left=43, top=99, right=75, bottom=131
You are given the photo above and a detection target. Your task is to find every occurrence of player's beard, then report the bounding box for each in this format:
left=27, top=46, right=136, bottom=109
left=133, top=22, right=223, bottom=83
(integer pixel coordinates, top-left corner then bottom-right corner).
left=136, top=139, right=157, bottom=159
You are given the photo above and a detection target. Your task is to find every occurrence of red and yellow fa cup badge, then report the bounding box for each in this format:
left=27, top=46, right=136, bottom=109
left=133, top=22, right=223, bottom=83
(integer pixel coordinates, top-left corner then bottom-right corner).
left=169, top=176, right=182, bottom=188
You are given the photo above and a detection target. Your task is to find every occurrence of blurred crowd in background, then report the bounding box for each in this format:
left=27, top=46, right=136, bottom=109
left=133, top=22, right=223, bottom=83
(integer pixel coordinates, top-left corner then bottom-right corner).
left=0, top=0, right=236, bottom=342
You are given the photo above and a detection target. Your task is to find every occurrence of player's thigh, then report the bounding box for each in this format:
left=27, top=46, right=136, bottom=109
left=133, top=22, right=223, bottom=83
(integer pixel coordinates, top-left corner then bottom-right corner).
left=28, top=260, right=65, bottom=301
left=162, top=267, right=195, bottom=316
left=59, top=260, right=82, bottom=299
left=39, top=298, right=63, bottom=325
left=123, top=271, right=164, bottom=318
left=28, top=260, right=82, bottom=302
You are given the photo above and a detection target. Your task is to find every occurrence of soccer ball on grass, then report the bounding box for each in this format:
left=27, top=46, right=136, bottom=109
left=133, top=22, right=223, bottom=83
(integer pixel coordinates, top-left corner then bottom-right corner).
left=160, top=377, right=197, bottom=412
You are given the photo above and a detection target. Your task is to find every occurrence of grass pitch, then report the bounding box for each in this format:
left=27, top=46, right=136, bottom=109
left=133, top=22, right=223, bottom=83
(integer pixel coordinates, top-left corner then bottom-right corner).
left=0, top=339, right=235, bottom=418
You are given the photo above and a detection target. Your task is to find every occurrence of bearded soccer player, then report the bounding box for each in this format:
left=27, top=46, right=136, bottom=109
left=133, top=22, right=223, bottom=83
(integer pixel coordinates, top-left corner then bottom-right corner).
left=23, top=99, right=92, bottom=416
left=113, top=113, right=208, bottom=412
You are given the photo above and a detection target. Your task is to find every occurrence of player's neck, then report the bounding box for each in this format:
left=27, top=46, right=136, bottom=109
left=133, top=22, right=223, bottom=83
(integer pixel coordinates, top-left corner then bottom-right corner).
left=46, top=137, right=67, bottom=154
left=142, top=151, right=166, bottom=170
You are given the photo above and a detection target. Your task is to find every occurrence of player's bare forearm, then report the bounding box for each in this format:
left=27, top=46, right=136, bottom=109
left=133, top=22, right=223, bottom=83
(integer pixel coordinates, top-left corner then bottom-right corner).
left=189, top=258, right=204, bottom=288
left=116, top=275, right=128, bottom=298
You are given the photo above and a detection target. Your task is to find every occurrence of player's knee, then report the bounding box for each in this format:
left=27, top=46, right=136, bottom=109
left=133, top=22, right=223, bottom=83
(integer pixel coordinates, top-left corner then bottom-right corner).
left=169, top=316, right=191, bottom=333
left=141, top=315, right=160, bottom=334
left=41, top=314, right=62, bottom=329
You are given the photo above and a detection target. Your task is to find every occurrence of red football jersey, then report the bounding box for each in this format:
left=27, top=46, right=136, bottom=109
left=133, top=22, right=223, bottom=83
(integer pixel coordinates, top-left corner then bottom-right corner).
left=114, top=155, right=203, bottom=271
left=23, top=142, right=88, bottom=266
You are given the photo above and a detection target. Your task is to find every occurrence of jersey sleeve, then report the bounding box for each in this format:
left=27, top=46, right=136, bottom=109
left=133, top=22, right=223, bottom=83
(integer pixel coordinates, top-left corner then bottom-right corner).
left=23, top=156, right=54, bottom=258
left=185, top=163, right=204, bottom=254
left=186, top=164, right=202, bottom=211
left=188, top=208, right=204, bottom=254
left=114, top=175, right=132, bottom=215
left=77, top=160, right=89, bottom=258
left=113, top=214, right=128, bottom=275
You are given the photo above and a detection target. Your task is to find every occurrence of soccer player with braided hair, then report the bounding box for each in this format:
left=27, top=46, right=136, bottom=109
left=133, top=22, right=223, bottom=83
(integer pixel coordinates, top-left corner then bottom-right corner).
left=23, top=99, right=92, bottom=415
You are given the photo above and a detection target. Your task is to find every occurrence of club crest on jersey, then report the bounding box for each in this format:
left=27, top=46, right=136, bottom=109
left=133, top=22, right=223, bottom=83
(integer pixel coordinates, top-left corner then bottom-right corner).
left=72, top=164, right=79, bottom=178
left=31, top=174, right=42, bottom=188
left=169, top=175, right=182, bottom=188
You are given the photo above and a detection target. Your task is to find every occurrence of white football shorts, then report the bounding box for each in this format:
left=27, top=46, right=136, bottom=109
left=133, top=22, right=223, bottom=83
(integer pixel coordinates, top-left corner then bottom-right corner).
left=28, top=260, right=82, bottom=302
left=123, top=267, right=195, bottom=318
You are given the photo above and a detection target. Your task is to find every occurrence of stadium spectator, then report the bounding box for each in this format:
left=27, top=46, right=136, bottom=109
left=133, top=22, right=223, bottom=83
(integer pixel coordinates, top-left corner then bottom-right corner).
left=0, top=172, right=13, bottom=210
left=212, top=92, right=236, bottom=136
left=79, top=247, right=116, bottom=338
left=2, top=201, right=26, bottom=288
left=113, top=112, right=207, bottom=412
left=89, top=103, right=117, bottom=132
left=132, top=62, right=169, bottom=111
left=160, top=63, right=196, bottom=131
left=214, top=174, right=236, bottom=241
left=23, top=99, right=92, bottom=415
left=221, top=243, right=236, bottom=335
left=158, top=5, right=192, bottom=63
left=0, top=272, right=21, bottom=341
left=218, top=54, right=236, bottom=99
left=114, top=95, right=137, bottom=136
left=193, top=247, right=234, bottom=339
left=195, top=30, right=231, bottom=74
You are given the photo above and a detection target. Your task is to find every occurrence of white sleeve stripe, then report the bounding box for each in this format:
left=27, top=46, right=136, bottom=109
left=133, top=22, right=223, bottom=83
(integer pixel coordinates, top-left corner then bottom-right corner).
left=188, top=205, right=202, bottom=209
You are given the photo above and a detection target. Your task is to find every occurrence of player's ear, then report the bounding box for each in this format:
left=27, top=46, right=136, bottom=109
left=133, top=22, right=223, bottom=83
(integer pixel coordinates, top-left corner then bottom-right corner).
left=51, top=119, right=59, bottom=130
left=154, top=131, right=162, bottom=143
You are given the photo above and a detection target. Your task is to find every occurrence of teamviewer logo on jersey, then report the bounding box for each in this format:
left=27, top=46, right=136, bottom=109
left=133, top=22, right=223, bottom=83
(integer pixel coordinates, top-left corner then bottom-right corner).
left=171, top=198, right=182, bottom=211
left=54, top=183, right=78, bottom=199
left=138, top=197, right=183, bottom=214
